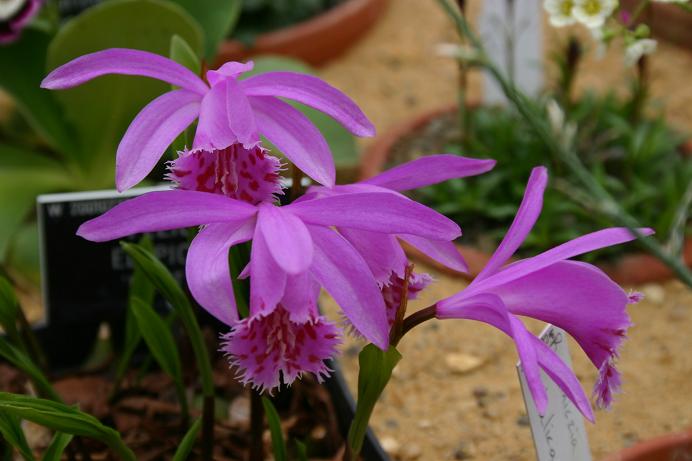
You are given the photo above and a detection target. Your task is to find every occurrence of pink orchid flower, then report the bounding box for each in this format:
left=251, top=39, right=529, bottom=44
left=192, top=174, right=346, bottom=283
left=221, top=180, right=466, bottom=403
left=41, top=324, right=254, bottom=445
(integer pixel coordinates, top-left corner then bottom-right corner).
left=436, top=167, right=653, bottom=421
left=76, top=144, right=460, bottom=353
left=0, top=0, right=41, bottom=44
left=40, top=48, right=375, bottom=190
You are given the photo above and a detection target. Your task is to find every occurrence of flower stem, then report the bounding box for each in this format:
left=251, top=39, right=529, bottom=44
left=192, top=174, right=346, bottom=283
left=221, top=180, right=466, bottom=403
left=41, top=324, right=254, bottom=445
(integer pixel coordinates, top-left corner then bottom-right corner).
left=249, top=391, right=264, bottom=461
left=401, top=305, right=437, bottom=338
left=389, top=264, right=414, bottom=346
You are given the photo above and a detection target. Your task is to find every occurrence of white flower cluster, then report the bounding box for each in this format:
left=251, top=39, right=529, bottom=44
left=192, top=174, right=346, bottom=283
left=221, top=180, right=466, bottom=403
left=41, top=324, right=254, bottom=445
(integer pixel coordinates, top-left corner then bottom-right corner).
left=543, top=0, right=618, bottom=28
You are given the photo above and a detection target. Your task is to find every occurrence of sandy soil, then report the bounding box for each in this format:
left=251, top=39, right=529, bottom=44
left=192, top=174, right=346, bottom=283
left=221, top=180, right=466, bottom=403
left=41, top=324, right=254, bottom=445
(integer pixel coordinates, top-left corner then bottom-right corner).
left=316, top=1, right=692, bottom=460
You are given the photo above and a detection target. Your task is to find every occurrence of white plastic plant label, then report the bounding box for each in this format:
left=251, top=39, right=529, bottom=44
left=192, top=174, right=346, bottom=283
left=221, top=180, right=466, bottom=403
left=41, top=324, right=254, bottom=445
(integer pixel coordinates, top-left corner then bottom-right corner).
left=479, top=0, right=544, bottom=105
left=517, top=325, right=592, bottom=461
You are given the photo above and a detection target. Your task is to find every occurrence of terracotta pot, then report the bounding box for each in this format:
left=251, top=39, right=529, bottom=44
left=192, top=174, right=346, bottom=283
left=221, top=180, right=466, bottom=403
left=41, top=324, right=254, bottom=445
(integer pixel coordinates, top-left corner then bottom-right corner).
left=361, top=105, right=692, bottom=285
left=600, top=430, right=692, bottom=461
left=215, top=0, right=389, bottom=68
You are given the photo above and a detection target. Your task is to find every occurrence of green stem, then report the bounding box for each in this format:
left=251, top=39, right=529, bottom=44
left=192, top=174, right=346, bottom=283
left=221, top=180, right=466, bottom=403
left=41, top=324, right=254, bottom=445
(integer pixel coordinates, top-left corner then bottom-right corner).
left=249, top=391, right=264, bottom=461
left=436, top=0, right=692, bottom=288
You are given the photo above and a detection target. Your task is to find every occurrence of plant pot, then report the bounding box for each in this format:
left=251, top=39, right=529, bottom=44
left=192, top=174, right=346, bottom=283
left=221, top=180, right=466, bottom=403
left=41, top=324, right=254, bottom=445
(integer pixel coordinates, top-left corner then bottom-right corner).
left=361, top=105, right=692, bottom=285
left=600, top=430, right=692, bottom=461
left=215, top=0, right=389, bottom=68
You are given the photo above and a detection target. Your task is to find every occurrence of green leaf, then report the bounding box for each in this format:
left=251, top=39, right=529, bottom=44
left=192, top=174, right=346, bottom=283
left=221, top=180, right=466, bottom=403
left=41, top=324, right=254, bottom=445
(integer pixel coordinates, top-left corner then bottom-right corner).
left=41, top=432, right=73, bottom=461
left=121, top=242, right=214, bottom=397
left=0, top=276, right=21, bottom=340
left=170, top=35, right=201, bottom=75
left=294, top=439, right=308, bottom=461
left=129, top=297, right=187, bottom=419
left=242, top=56, right=359, bottom=180
left=347, top=344, right=402, bottom=456
left=0, top=412, right=35, bottom=461
left=261, top=397, right=287, bottom=461
left=46, top=0, right=203, bottom=181
left=0, top=393, right=135, bottom=461
left=0, top=145, right=71, bottom=262
left=169, top=0, right=242, bottom=60
left=0, top=338, right=58, bottom=402
left=171, top=418, right=201, bottom=461
left=0, top=29, right=76, bottom=157
left=113, top=236, right=156, bottom=389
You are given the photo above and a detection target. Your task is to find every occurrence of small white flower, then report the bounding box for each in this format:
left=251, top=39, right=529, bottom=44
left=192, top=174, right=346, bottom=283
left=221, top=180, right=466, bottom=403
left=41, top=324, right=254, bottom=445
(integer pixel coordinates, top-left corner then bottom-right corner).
left=573, top=0, right=618, bottom=28
left=544, top=0, right=577, bottom=27
left=0, top=0, right=26, bottom=20
left=624, top=38, right=657, bottom=66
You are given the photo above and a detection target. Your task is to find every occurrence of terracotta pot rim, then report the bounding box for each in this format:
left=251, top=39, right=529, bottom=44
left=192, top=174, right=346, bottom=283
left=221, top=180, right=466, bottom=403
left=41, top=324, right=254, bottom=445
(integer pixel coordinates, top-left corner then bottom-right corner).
left=362, top=104, right=692, bottom=286
left=216, top=0, right=389, bottom=67
left=600, top=429, right=692, bottom=461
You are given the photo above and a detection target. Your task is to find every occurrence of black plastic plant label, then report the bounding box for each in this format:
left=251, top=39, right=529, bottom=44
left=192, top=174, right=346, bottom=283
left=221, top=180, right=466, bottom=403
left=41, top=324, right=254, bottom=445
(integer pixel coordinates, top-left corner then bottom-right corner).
left=37, top=186, right=189, bottom=328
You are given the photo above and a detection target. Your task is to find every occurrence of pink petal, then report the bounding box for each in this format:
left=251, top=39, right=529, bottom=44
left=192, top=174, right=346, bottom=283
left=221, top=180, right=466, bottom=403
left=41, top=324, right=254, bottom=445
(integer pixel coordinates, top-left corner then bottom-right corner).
left=398, top=234, right=468, bottom=273
left=248, top=226, right=287, bottom=316
left=489, top=260, right=631, bottom=408
left=248, top=95, right=335, bottom=187
left=207, top=61, right=254, bottom=86
left=116, top=89, right=201, bottom=191
left=287, top=192, right=461, bottom=241
left=361, top=155, right=496, bottom=191
left=257, top=204, right=313, bottom=274
left=380, top=272, right=432, bottom=326
left=186, top=221, right=254, bottom=325
left=308, top=225, right=390, bottom=349
left=436, top=293, right=548, bottom=413
left=474, top=167, right=548, bottom=282
left=226, top=78, right=259, bottom=146
left=221, top=306, right=340, bottom=393
left=76, top=190, right=257, bottom=242
left=532, top=335, right=594, bottom=421
left=339, top=228, right=407, bottom=284
left=41, top=48, right=209, bottom=95
left=241, top=72, right=375, bottom=136
left=193, top=79, right=236, bottom=150
left=281, top=271, right=321, bottom=323
left=474, top=227, right=655, bottom=292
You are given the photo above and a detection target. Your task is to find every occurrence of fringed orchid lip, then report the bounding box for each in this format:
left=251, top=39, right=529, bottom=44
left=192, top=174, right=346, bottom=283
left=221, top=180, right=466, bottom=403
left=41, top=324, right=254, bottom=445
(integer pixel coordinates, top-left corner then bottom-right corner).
left=167, top=144, right=283, bottom=205
left=221, top=306, right=341, bottom=394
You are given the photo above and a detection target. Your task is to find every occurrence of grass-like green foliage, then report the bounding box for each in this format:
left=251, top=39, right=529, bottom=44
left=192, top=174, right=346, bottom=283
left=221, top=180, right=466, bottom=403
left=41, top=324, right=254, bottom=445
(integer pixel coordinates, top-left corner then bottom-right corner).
left=413, top=93, right=691, bottom=261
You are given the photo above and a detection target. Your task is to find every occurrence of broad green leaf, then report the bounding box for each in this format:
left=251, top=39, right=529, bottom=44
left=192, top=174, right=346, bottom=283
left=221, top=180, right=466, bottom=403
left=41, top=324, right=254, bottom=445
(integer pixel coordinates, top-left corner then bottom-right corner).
left=171, top=418, right=201, bottom=461
left=0, top=145, right=72, bottom=262
left=228, top=244, right=250, bottom=319
left=170, top=35, right=201, bottom=75
left=6, top=224, right=41, bottom=287
left=261, top=397, right=287, bottom=461
left=121, top=242, right=214, bottom=396
left=347, top=344, right=402, bottom=456
left=169, top=0, right=242, bottom=60
left=242, top=56, right=359, bottom=180
left=0, top=276, right=20, bottom=340
left=0, top=338, right=58, bottom=402
left=46, top=0, right=203, bottom=181
left=0, top=413, right=35, bottom=461
left=0, top=30, right=76, bottom=157
left=0, top=393, right=135, bottom=461
left=41, top=432, right=73, bottom=461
